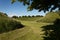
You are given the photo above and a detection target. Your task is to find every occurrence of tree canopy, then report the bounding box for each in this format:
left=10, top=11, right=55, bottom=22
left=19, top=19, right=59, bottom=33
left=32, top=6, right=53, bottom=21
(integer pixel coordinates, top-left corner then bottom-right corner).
left=12, top=0, right=60, bottom=12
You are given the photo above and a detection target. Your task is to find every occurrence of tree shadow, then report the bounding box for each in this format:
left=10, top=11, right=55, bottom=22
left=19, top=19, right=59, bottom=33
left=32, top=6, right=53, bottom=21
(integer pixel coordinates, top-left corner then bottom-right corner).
left=42, top=19, right=60, bottom=40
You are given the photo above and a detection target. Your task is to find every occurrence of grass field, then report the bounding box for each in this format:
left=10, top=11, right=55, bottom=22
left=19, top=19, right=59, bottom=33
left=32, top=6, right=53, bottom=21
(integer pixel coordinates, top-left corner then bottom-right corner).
left=0, top=19, right=51, bottom=40
left=0, top=12, right=60, bottom=40
left=17, top=17, right=42, bottom=21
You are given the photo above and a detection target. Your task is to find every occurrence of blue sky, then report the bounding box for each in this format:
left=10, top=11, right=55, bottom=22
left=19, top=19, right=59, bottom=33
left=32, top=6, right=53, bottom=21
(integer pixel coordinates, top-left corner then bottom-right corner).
left=0, top=0, right=51, bottom=17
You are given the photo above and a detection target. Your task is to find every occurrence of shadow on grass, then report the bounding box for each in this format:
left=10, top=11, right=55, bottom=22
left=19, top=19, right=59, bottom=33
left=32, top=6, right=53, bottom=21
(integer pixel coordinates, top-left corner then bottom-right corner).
left=0, top=20, right=24, bottom=34
left=42, top=19, right=60, bottom=40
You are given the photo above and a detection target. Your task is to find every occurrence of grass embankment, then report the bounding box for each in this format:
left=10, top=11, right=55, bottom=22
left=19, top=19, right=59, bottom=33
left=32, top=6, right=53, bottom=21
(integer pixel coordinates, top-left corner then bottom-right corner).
left=0, top=12, right=58, bottom=40
left=37, top=12, right=60, bottom=23
left=0, top=14, right=24, bottom=34
left=0, top=19, right=50, bottom=40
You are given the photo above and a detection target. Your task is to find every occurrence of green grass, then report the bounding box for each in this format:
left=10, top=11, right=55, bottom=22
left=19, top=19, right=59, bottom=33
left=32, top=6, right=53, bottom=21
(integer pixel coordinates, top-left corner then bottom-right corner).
left=0, top=12, right=57, bottom=40
left=37, top=12, right=60, bottom=23
left=0, top=19, right=50, bottom=40
left=0, top=15, right=24, bottom=33
left=16, top=17, right=42, bottom=21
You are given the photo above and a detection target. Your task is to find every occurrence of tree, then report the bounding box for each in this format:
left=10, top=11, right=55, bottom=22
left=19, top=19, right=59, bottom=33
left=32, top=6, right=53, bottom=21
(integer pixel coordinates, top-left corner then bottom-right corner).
left=32, top=15, right=35, bottom=17
left=12, top=16, right=18, bottom=18
left=12, top=0, right=60, bottom=12
left=4, top=13, right=8, bottom=16
left=19, top=16, right=21, bottom=18
left=0, top=12, right=8, bottom=16
left=28, top=15, right=31, bottom=17
left=36, top=15, right=43, bottom=17
left=22, top=16, right=26, bottom=17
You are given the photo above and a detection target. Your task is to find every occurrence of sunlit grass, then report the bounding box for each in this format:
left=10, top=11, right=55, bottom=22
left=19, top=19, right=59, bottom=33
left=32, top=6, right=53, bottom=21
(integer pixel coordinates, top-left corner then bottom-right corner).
left=37, top=12, right=60, bottom=23
left=0, top=19, right=50, bottom=40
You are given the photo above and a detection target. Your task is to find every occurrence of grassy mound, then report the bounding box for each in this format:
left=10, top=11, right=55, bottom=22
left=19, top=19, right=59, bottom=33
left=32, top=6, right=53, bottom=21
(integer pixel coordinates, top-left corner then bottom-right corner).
left=37, top=12, right=60, bottom=23
left=0, top=14, right=24, bottom=34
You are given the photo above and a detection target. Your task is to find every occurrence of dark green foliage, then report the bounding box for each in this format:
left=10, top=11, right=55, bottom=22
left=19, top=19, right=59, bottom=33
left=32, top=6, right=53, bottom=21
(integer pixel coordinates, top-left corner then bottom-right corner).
left=0, top=16, right=24, bottom=34
left=4, top=13, right=8, bottom=16
left=32, top=15, right=35, bottom=17
left=11, top=0, right=16, bottom=4
left=12, top=16, right=18, bottom=18
left=12, top=0, right=60, bottom=12
left=36, top=15, right=43, bottom=17
left=0, top=12, right=8, bottom=17
left=19, top=16, right=22, bottom=18
left=28, top=15, right=31, bottom=17
left=22, top=16, right=25, bottom=17
left=21, top=16, right=28, bottom=18
left=42, top=19, right=60, bottom=40
left=19, top=15, right=42, bottom=18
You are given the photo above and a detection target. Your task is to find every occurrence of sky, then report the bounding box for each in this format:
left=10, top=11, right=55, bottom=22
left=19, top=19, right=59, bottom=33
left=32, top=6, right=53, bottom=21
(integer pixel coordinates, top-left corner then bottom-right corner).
left=0, top=0, right=46, bottom=17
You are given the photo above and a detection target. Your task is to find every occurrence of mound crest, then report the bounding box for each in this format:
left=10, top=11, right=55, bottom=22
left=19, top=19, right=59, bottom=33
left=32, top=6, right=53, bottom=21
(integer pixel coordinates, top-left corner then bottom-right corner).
left=37, top=12, right=60, bottom=23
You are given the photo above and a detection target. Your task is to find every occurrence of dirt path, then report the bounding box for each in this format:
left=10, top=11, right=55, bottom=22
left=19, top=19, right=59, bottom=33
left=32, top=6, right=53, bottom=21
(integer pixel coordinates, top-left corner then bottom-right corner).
left=0, top=20, right=45, bottom=40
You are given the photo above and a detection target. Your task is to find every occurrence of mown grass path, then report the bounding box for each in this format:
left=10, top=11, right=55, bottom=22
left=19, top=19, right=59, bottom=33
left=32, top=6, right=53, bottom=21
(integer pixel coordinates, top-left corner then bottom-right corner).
left=17, top=20, right=49, bottom=40
left=0, top=20, right=50, bottom=40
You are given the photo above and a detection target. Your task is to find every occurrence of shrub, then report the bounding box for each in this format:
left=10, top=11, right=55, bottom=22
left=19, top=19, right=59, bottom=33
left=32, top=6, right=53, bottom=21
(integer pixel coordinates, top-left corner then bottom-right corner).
left=0, top=16, right=24, bottom=33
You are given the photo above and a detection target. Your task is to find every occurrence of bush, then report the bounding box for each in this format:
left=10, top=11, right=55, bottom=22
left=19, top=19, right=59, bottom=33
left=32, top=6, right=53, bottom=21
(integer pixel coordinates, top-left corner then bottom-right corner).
left=0, top=16, right=24, bottom=33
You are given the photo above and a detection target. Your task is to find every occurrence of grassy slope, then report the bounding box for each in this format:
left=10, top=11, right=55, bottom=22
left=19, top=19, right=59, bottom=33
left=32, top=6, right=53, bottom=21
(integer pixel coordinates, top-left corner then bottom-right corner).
left=0, top=18, right=50, bottom=40
left=37, top=12, right=60, bottom=23
left=0, top=15, right=24, bottom=33
left=0, top=14, right=52, bottom=40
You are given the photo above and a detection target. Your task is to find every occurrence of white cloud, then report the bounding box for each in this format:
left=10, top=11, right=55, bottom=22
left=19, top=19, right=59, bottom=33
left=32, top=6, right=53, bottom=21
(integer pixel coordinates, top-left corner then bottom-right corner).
left=7, top=12, right=20, bottom=17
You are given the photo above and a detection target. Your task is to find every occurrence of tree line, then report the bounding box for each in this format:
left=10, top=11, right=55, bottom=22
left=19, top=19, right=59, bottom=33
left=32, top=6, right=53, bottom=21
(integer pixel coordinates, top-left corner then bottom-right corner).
left=12, top=15, right=43, bottom=18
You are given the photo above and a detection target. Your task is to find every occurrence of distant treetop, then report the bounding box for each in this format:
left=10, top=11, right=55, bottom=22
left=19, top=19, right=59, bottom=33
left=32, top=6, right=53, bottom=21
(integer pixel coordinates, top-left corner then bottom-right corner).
left=0, top=12, right=8, bottom=16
